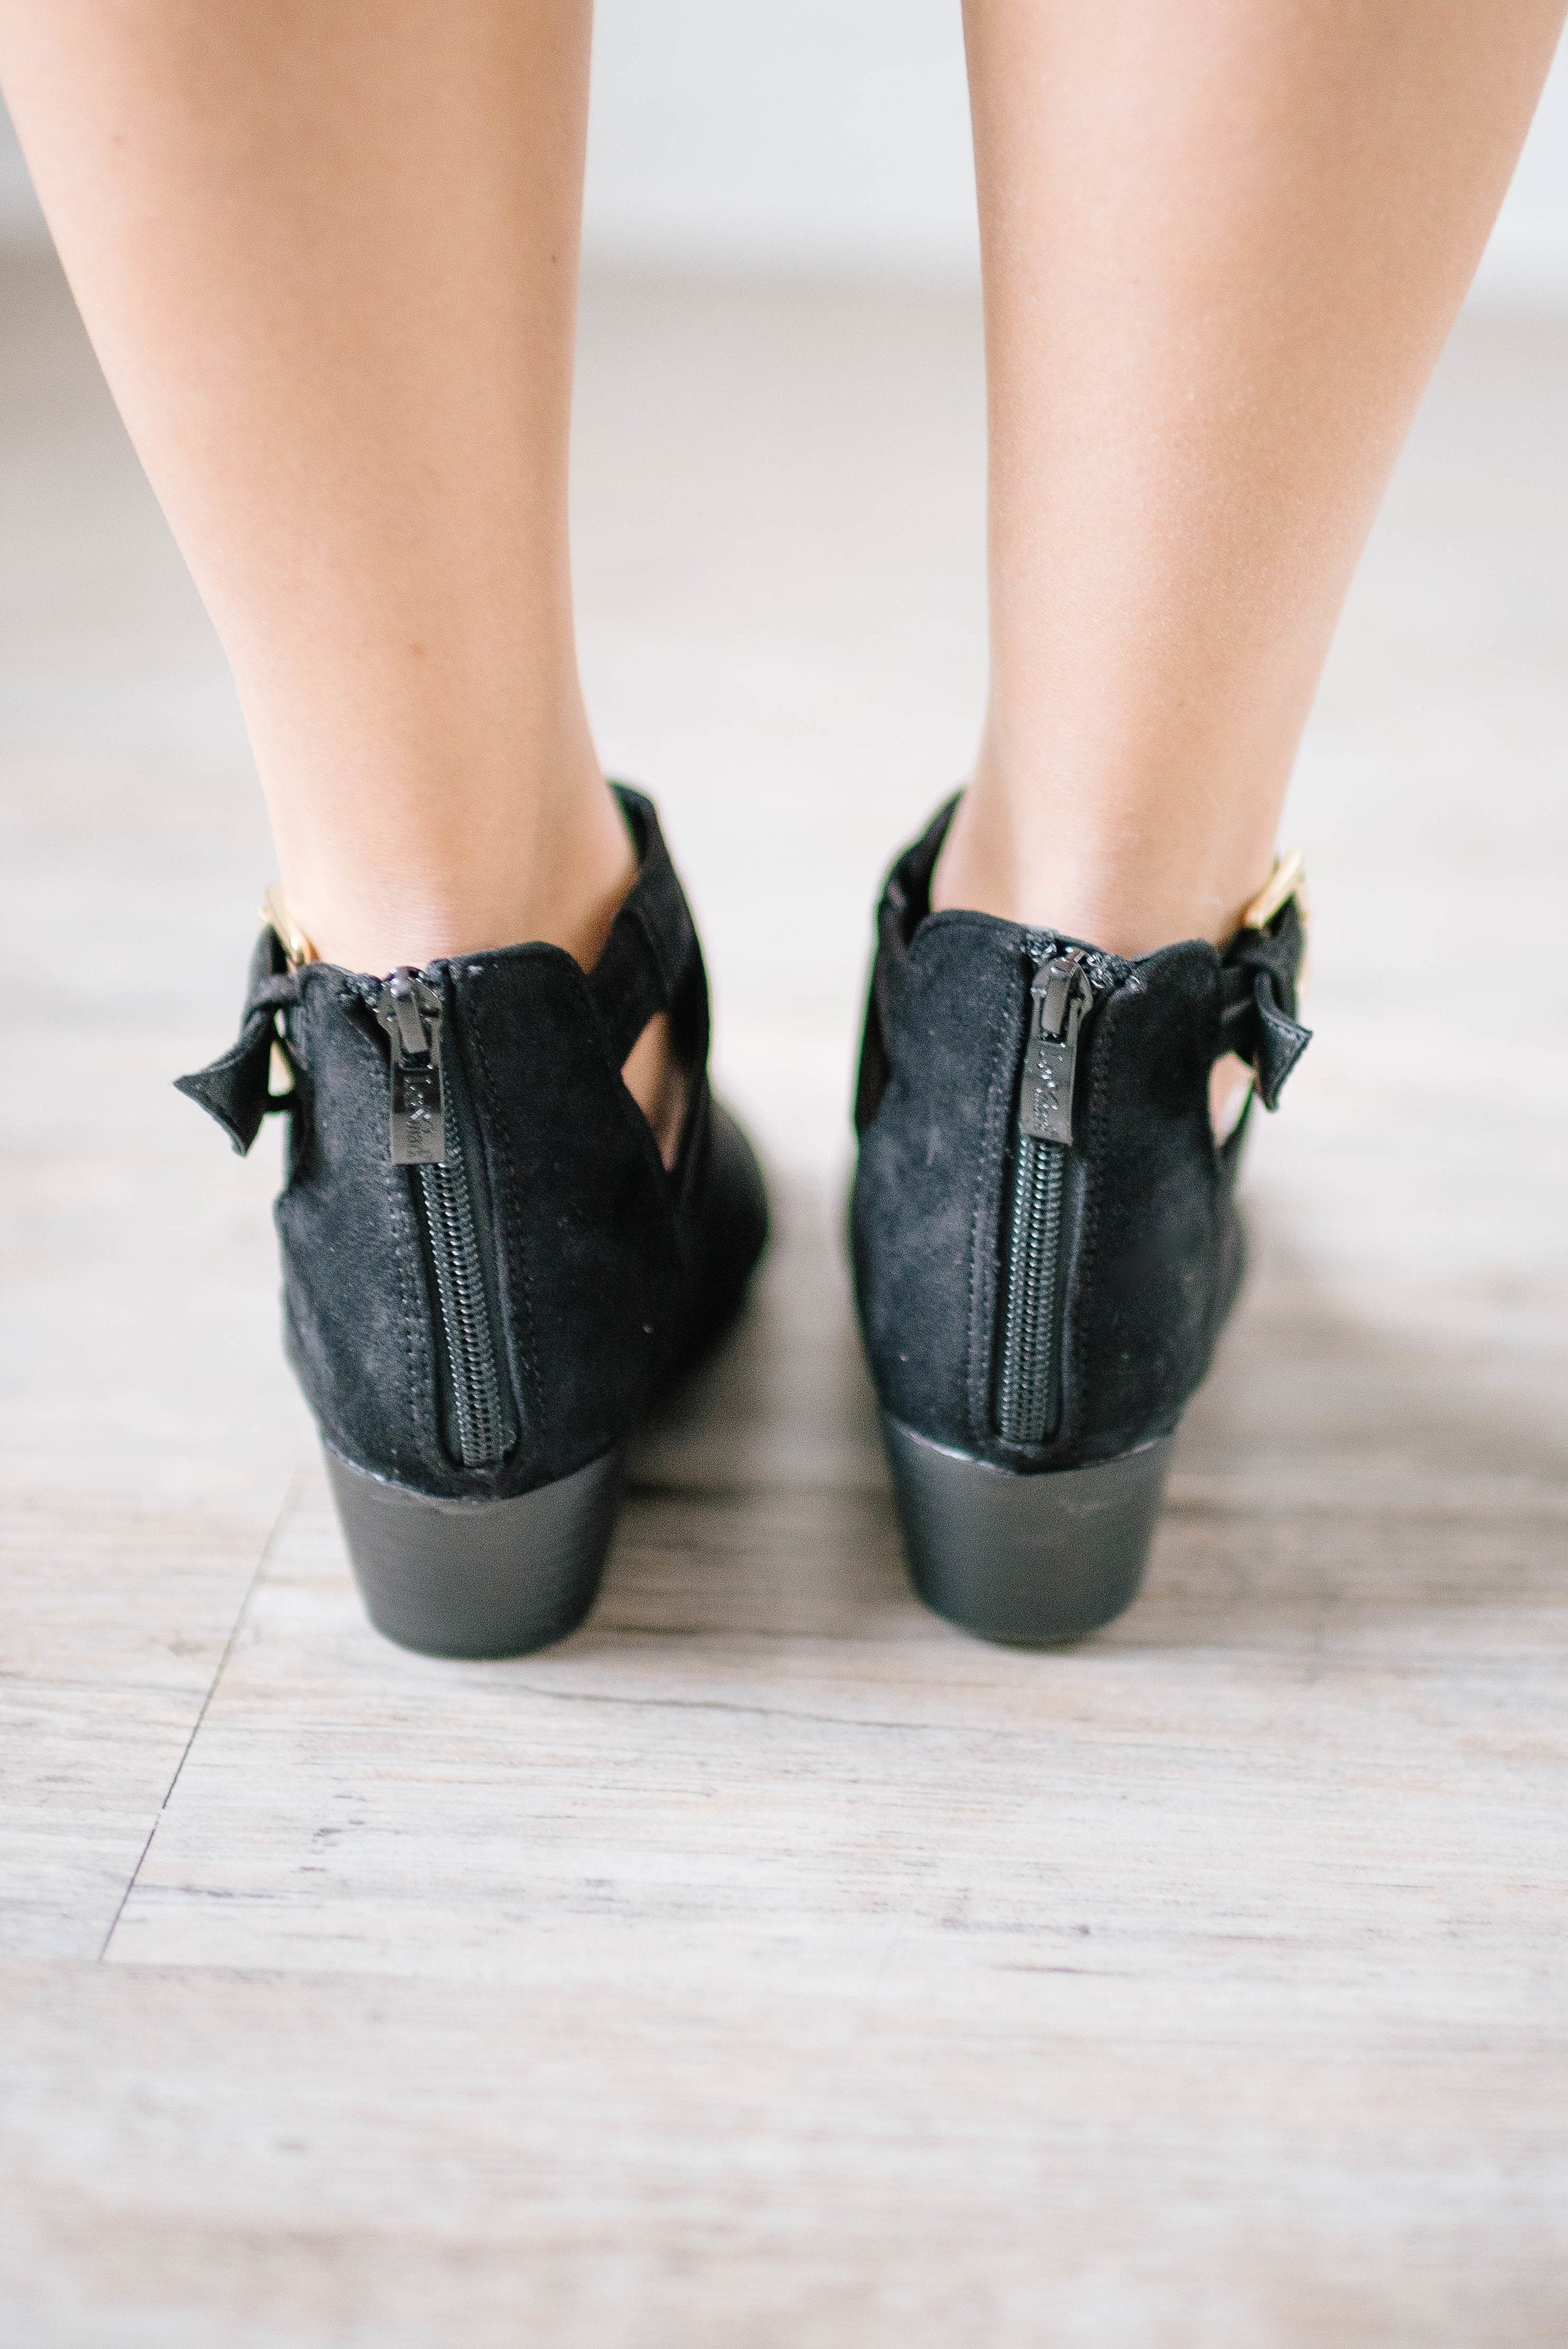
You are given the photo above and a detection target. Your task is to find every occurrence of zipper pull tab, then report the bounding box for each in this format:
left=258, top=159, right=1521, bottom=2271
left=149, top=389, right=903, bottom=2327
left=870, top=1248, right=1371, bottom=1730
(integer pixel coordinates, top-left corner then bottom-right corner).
left=375, top=969, right=446, bottom=1165
left=1019, top=947, right=1090, bottom=1146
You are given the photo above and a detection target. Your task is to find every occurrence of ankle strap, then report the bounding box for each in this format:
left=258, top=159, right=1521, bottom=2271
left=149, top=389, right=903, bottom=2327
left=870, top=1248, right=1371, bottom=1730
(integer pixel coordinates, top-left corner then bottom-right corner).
left=1218, top=893, right=1310, bottom=1111
left=587, top=786, right=704, bottom=1066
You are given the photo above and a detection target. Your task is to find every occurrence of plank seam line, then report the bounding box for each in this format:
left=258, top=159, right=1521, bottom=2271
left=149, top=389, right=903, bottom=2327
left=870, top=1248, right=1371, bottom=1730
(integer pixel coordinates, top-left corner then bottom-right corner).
left=497, top=1680, right=980, bottom=1734
left=95, top=1467, right=303, bottom=1964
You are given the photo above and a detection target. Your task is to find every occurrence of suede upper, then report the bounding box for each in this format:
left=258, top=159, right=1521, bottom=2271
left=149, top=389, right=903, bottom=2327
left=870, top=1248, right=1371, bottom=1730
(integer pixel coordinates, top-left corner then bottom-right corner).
left=852, top=799, right=1308, bottom=1472
left=177, top=788, right=767, bottom=1501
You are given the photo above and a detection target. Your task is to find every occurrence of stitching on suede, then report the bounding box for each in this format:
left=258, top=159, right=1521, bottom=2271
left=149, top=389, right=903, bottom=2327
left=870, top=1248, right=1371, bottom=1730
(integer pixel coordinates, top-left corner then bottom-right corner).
left=384, top=1156, right=432, bottom=1477
left=467, top=985, right=546, bottom=1434
left=964, top=951, right=1018, bottom=1451
left=357, top=975, right=435, bottom=1475
left=1069, top=990, right=1116, bottom=1449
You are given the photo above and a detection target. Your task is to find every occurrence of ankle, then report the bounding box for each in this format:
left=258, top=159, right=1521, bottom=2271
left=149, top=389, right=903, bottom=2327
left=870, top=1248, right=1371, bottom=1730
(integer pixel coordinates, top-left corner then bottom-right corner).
left=930, top=769, right=1274, bottom=959
left=281, top=762, right=634, bottom=977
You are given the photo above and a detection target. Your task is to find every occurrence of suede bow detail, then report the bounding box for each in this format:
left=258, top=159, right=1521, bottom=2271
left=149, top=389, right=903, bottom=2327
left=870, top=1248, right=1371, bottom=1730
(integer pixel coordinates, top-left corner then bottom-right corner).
left=174, top=929, right=301, bottom=1154
left=1217, top=897, right=1311, bottom=1111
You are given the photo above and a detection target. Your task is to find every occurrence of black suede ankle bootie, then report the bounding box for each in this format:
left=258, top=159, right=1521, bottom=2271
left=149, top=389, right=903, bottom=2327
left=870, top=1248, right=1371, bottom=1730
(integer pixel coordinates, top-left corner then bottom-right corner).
left=852, top=798, right=1309, bottom=1645
left=178, top=788, right=767, bottom=1659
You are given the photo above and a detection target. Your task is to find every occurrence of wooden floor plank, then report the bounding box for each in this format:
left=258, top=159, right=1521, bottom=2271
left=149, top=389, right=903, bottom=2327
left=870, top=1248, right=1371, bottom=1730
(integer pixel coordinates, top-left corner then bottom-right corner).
left=0, top=1489, right=284, bottom=1959
left=106, top=1180, right=1568, bottom=2015
left=4, top=1954, right=1566, bottom=2349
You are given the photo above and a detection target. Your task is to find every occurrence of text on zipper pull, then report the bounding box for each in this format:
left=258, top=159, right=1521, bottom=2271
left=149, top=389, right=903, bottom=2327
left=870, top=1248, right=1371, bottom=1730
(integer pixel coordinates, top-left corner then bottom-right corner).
left=376, top=970, right=446, bottom=1165
left=1019, top=949, right=1090, bottom=1148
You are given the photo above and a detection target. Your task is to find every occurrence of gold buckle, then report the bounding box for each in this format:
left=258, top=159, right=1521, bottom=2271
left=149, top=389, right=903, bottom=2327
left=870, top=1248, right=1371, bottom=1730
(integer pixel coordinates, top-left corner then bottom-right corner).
left=1240, top=848, right=1310, bottom=996
left=260, top=882, right=318, bottom=970
left=1240, top=848, right=1306, bottom=933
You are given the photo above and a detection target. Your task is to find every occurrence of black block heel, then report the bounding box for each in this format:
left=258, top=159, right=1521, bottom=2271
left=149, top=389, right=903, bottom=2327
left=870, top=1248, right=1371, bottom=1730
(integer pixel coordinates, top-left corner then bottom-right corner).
left=325, top=1445, right=624, bottom=1659
left=882, top=1416, right=1173, bottom=1645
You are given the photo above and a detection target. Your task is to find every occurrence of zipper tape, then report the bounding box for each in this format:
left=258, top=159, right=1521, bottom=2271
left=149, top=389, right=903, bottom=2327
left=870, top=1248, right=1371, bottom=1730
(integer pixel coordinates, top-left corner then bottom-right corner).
left=996, top=946, right=1095, bottom=1447
left=375, top=968, right=512, bottom=1469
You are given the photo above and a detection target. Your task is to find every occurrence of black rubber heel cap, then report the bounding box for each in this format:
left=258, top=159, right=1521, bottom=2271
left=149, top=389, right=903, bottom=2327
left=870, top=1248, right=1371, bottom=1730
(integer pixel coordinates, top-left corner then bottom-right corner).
left=881, top=1415, right=1173, bottom=1645
left=325, top=1445, right=624, bottom=1659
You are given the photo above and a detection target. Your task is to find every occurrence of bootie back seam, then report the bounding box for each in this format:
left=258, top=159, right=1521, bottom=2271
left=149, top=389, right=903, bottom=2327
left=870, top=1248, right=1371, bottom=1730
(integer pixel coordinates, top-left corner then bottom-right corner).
left=459, top=980, right=547, bottom=1443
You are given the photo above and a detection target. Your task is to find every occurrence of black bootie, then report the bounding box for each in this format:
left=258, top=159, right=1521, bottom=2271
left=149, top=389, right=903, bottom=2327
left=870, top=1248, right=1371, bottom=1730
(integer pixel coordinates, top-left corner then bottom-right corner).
left=852, top=798, right=1309, bottom=1644
left=179, top=788, right=767, bottom=1657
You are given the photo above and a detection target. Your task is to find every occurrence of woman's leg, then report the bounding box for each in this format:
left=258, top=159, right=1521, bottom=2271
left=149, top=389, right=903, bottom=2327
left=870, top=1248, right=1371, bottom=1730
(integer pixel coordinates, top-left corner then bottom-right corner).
left=0, top=2, right=645, bottom=996
left=2, top=5, right=768, bottom=1651
left=938, top=0, right=1565, bottom=955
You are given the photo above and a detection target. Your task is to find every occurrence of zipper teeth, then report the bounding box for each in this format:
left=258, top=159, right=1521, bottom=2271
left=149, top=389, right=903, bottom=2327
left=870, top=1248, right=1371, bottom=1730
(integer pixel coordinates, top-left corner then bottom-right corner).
left=996, top=1134, right=1066, bottom=1447
left=1027, top=936, right=1130, bottom=992
left=417, top=1143, right=511, bottom=1470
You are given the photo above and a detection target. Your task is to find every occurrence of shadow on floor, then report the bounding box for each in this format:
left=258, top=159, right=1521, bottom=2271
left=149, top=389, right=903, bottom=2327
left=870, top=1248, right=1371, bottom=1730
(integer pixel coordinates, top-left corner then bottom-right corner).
left=581, top=1176, right=1567, bottom=1655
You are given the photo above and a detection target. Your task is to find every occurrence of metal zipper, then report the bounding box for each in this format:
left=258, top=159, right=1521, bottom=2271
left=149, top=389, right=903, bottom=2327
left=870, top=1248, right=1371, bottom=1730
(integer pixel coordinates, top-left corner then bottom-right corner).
left=994, top=945, right=1095, bottom=1448
left=376, top=969, right=514, bottom=1471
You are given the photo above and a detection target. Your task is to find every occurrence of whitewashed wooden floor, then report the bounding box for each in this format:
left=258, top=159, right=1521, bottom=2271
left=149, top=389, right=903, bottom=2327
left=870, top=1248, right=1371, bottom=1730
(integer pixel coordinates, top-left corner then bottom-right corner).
left=3, top=249, right=1567, bottom=2347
